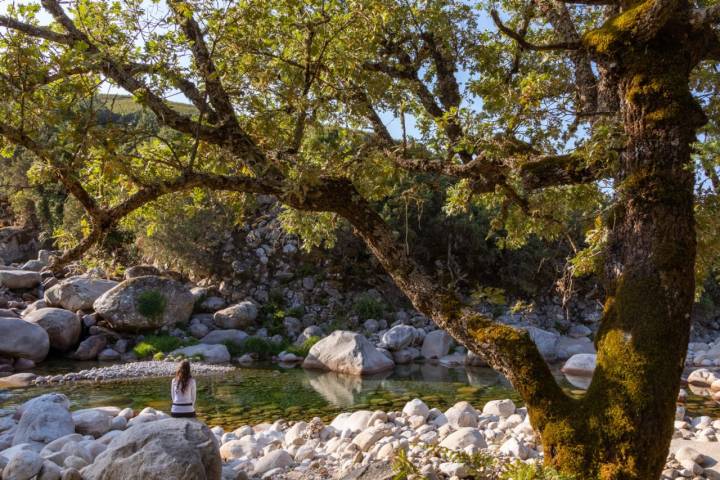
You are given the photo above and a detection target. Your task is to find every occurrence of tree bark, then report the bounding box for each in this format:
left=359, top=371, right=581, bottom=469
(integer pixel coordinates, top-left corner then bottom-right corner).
left=536, top=15, right=706, bottom=479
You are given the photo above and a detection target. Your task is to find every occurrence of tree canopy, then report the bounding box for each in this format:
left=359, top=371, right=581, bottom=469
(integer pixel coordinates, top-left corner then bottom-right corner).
left=1, top=0, right=720, bottom=478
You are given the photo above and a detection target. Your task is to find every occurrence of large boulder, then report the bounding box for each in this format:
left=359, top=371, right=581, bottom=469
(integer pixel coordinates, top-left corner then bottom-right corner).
left=71, top=409, right=112, bottom=438
left=44, top=277, right=118, bottom=312
left=23, top=309, right=81, bottom=352
left=93, top=276, right=194, bottom=332
left=380, top=325, right=416, bottom=351
left=0, top=318, right=49, bottom=362
left=80, top=418, right=221, bottom=480
left=170, top=344, right=230, bottom=364
left=13, top=394, right=74, bottom=446
left=0, top=271, right=40, bottom=290
left=303, top=331, right=395, bottom=375
left=213, top=302, right=257, bottom=329
left=421, top=330, right=452, bottom=359
left=200, top=330, right=248, bottom=347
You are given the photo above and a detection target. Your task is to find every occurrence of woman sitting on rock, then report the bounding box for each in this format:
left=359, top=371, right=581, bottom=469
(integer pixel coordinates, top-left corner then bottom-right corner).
left=171, top=359, right=196, bottom=418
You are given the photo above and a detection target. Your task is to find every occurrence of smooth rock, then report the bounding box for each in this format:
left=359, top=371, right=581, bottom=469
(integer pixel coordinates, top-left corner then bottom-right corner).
left=24, top=309, right=81, bottom=352
left=44, top=277, right=118, bottom=312
left=252, top=449, right=293, bottom=476
left=303, top=331, right=394, bottom=375
left=0, top=318, right=49, bottom=362
left=81, top=418, right=221, bottom=480
left=14, top=394, right=74, bottom=446
left=170, top=344, right=230, bottom=364
left=444, top=401, right=479, bottom=428
left=482, top=399, right=516, bottom=418
left=200, top=330, right=248, bottom=347
left=0, top=271, right=40, bottom=290
left=213, top=302, right=258, bottom=330
left=420, top=330, right=451, bottom=359
left=439, top=428, right=487, bottom=451
left=93, top=276, right=194, bottom=332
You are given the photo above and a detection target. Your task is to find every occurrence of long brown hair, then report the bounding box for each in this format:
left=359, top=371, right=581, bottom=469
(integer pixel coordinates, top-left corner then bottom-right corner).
left=174, top=359, right=192, bottom=393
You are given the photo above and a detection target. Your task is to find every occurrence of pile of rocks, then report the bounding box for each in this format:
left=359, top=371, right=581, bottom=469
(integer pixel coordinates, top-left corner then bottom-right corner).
left=2, top=393, right=719, bottom=480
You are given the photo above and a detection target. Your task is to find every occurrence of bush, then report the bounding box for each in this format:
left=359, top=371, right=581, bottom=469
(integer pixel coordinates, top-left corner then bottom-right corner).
left=137, top=290, right=166, bottom=319
left=132, top=334, right=195, bottom=358
left=234, top=336, right=288, bottom=360
left=352, top=293, right=386, bottom=320
left=285, top=336, right=321, bottom=357
left=501, top=462, right=577, bottom=480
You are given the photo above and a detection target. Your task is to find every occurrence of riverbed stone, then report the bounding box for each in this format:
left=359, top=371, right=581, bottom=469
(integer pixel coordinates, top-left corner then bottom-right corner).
left=3, top=449, right=43, bottom=480
left=69, top=335, right=106, bottom=361
left=0, top=318, right=49, bottom=362
left=24, top=309, right=81, bottom=352
left=170, top=344, right=231, bottom=364
left=44, top=277, right=118, bottom=312
left=444, top=401, right=479, bottom=428
left=252, top=449, right=293, bottom=476
left=0, top=271, right=40, bottom=290
left=93, top=276, right=194, bottom=332
left=482, top=399, right=516, bottom=418
left=213, top=302, right=258, bottom=330
left=14, top=394, right=74, bottom=447
left=81, top=418, right=221, bottom=480
left=524, top=327, right=560, bottom=361
left=303, top=331, right=394, bottom=375
left=72, top=410, right=112, bottom=438
left=420, top=330, right=451, bottom=359
left=561, top=353, right=597, bottom=376
left=439, top=428, right=487, bottom=451
left=381, top=325, right=416, bottom=351
left=201, top=330, right=248, bottom=347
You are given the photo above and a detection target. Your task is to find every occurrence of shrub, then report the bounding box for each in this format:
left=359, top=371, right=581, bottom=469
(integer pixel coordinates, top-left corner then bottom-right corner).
left=132, top=334, right=194, bottom=358
left=137, top=290, right=166, bottom=319
left=285, top=336, right=321, bottom=357
left=152, top=352, right=165, bottom=361
left=352, top=293, right=386, bottom=320
left=235, top=336, right=288, bottom=360
left=500, top=462, right=576, bottom=480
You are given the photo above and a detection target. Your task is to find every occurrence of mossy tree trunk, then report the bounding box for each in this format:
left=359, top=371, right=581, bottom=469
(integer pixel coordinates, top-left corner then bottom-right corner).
left=530, top=10, right=708, bottom=479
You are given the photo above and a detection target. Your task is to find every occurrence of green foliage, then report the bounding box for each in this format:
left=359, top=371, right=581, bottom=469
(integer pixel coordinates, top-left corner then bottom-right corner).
left=392, top=444, right=577, bottom=480
left=132, top=335, right=196, bottom=359
left=285, top=336, right=321, bottom=357
left=137, top=290, right=166, bottom=319
left=501, top=462, right=577, bottom=480
left=352, top=294, right=386, bottom=320
left=235, top=337, right=288, bottom=360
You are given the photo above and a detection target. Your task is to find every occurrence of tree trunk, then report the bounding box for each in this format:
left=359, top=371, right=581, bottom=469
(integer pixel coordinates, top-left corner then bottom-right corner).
left=537, top=28, right=705, bottom=480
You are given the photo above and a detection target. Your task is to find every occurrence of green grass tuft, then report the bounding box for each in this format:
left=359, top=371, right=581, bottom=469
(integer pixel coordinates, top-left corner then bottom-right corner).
left=285, top=336, right=321, bottom=357
left=132, top=334, right=196, bottom=358
left=137, top=290, right=166, bottom=319
left=352, top=293, right=386, bottom=320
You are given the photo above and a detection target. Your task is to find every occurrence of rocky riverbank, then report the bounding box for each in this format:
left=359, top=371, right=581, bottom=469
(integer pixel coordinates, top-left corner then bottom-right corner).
left=0, top=392, right=716, bottom=480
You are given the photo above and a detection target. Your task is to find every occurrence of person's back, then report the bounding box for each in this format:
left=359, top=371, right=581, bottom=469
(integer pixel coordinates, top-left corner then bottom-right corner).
left=171, top=360, right=196, bottom=418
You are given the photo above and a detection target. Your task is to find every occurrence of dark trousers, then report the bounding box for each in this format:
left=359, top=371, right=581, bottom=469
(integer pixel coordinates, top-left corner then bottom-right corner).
left=171, top=411, right=196, bottom=418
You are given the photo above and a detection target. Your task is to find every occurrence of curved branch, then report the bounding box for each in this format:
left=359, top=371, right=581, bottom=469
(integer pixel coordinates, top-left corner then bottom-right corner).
left=491, top=10, right=582, bottom=51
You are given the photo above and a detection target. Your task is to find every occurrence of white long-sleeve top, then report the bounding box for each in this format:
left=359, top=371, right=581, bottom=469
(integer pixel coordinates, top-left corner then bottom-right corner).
left=171, top=378, right=196, bottom=414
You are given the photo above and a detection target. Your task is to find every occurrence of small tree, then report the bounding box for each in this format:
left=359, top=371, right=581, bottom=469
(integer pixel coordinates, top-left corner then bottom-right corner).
left=1, top=1, right=720, bottom=477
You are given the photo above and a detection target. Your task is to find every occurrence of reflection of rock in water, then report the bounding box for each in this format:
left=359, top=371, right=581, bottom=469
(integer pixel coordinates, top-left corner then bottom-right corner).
left=305, top=370, right=391, bottom=407
left=420, top=363, right=460, bottom=382
left=465, top=367, right=502, bottom=388
left=564, top=374, right=592, bottom=390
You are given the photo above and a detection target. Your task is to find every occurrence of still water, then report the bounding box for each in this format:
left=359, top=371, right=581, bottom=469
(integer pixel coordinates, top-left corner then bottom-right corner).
left=0, top=361, right=713, bottom=428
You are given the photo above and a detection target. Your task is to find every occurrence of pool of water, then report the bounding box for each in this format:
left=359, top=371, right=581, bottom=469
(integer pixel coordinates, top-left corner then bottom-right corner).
left=0, top=360, right=714, bottom=428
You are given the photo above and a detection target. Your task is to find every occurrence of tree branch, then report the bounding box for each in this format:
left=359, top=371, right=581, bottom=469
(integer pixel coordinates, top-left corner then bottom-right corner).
left=167, top=1, right=237, bottom=126
left=491, top=10, right=582, bottom=51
